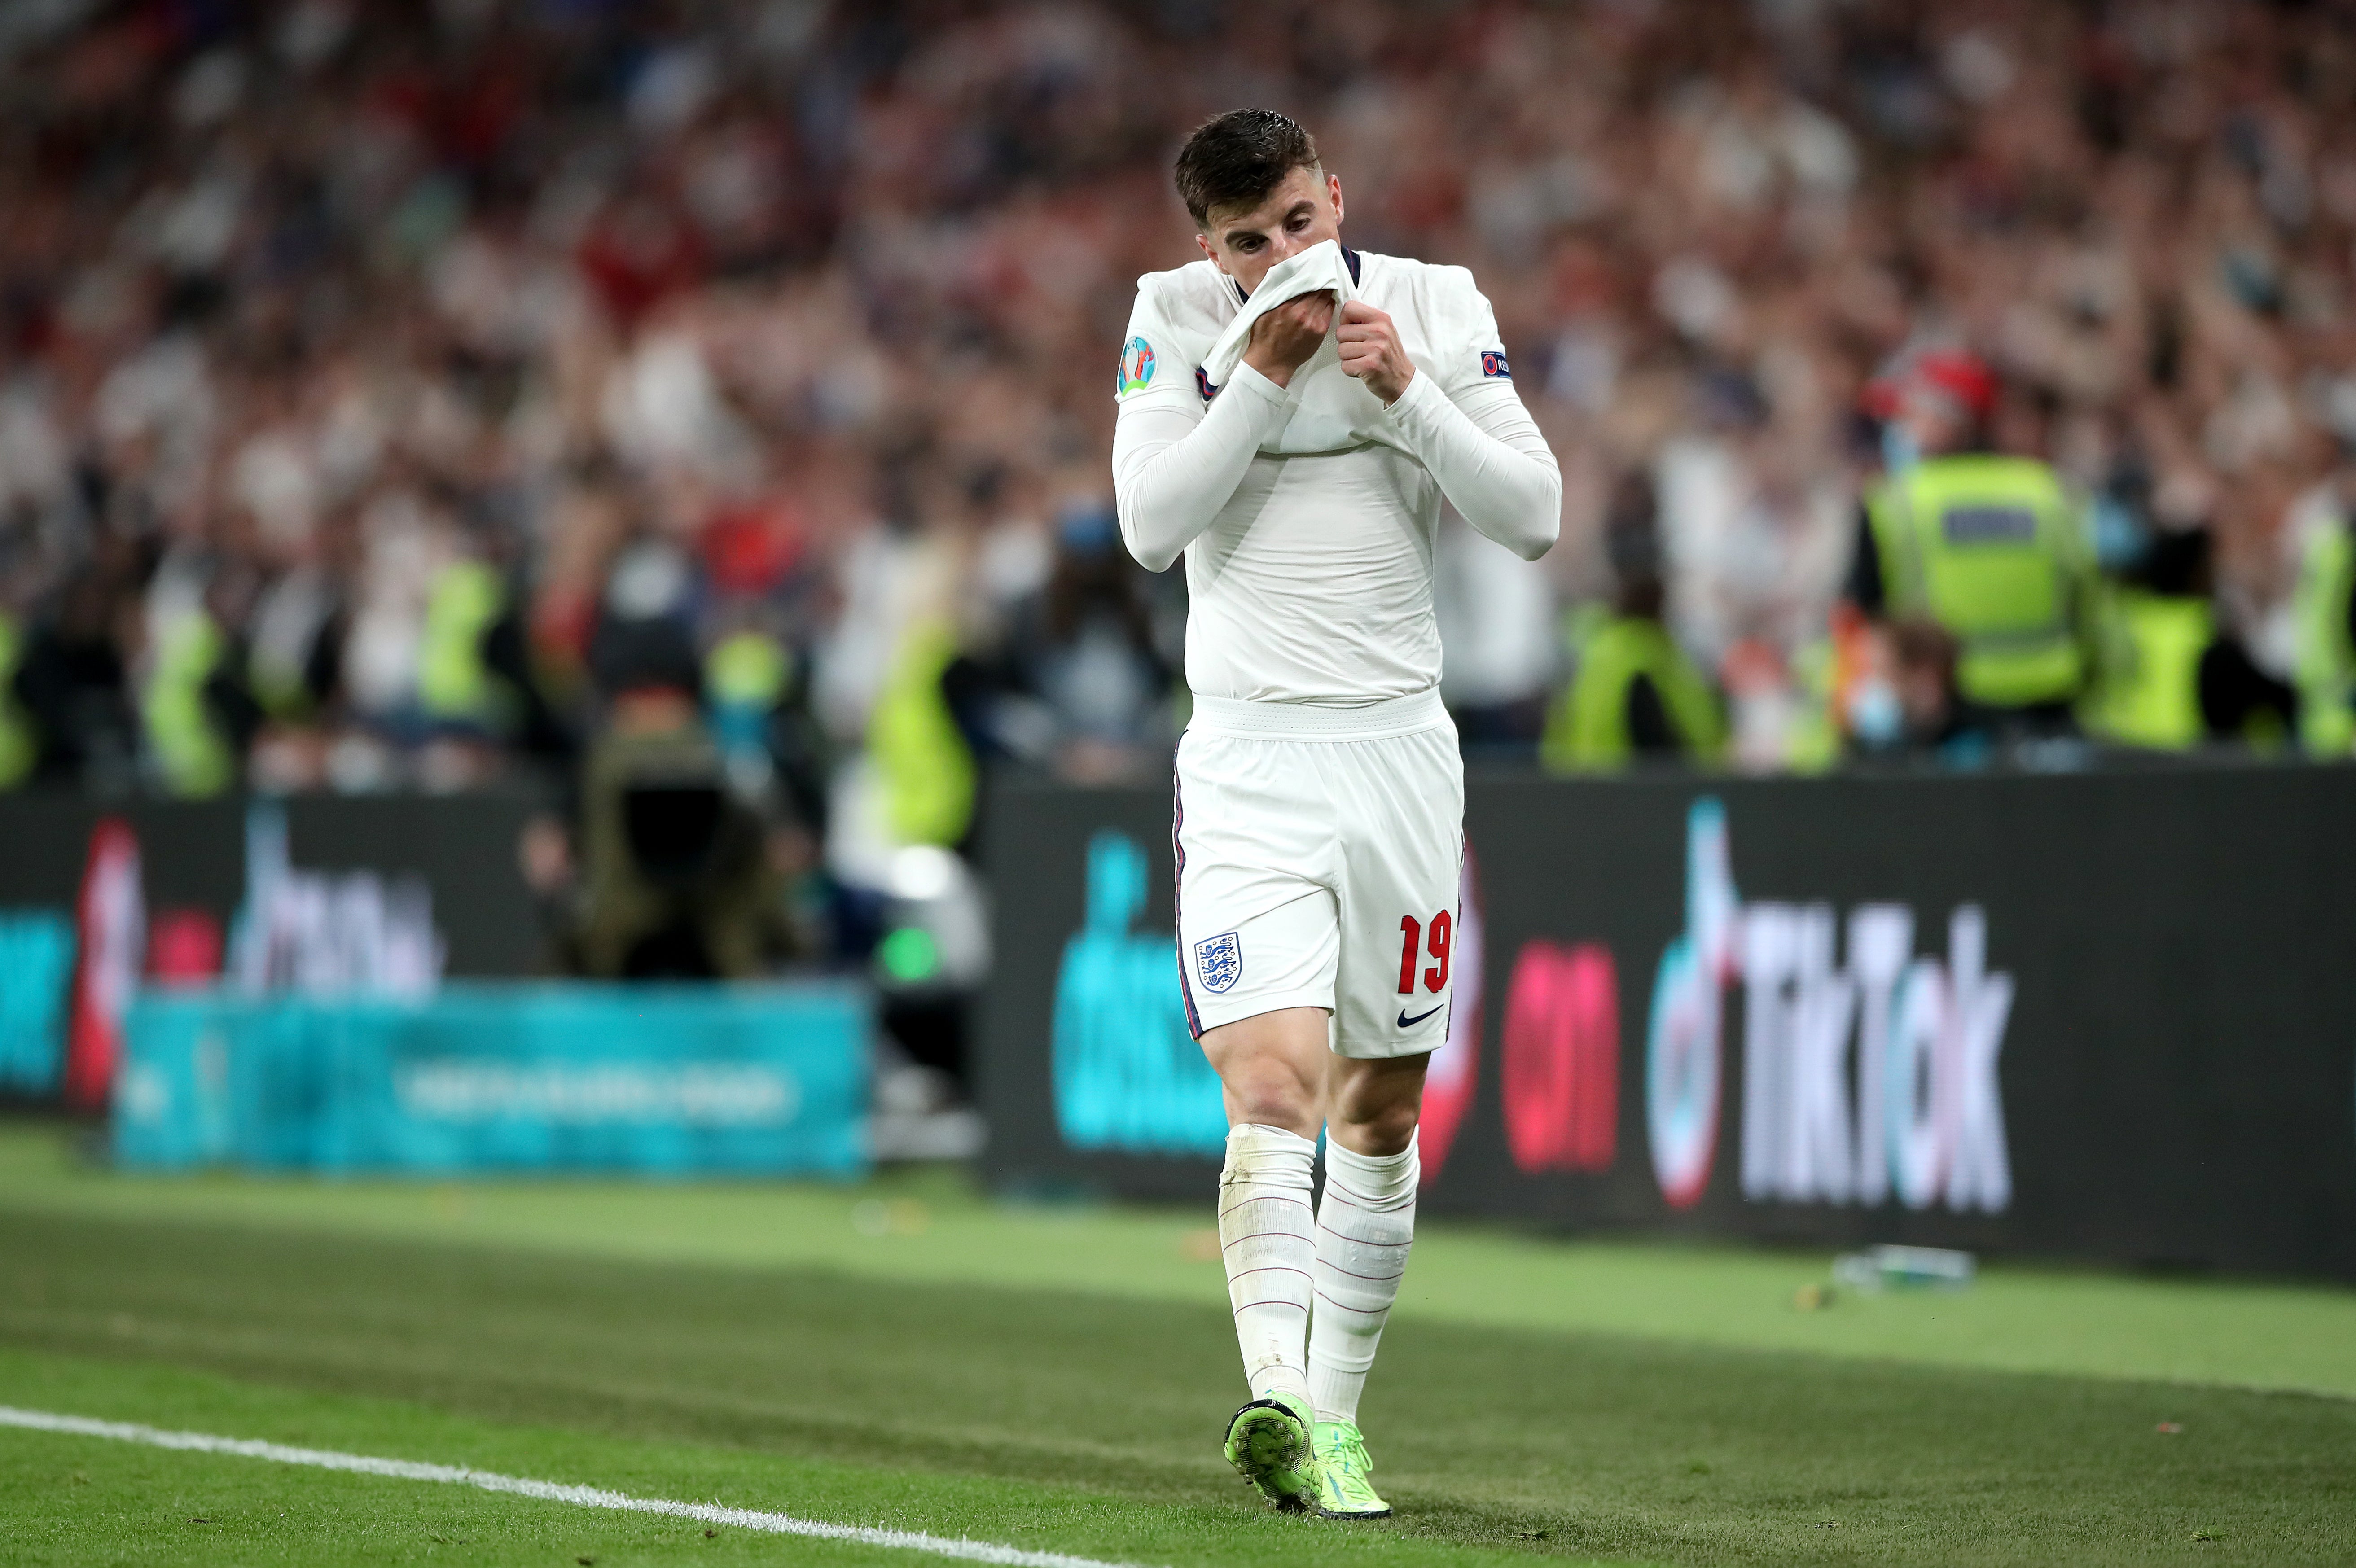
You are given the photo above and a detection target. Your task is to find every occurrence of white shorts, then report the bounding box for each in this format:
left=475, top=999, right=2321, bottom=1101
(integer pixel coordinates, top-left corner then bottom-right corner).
left=1173, top=689, right=1465, bottom=1060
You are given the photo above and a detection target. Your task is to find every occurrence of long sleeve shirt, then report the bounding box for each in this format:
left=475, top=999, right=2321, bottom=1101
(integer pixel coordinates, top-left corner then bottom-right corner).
left=1110, top=248, right=1559, bottom=704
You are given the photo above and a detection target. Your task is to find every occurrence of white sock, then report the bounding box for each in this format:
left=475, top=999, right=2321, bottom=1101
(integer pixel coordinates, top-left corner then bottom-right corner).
left=1308, top=1132, right=1418, bottom=1424
left=1217, top=1122, right=1318, bottom=1406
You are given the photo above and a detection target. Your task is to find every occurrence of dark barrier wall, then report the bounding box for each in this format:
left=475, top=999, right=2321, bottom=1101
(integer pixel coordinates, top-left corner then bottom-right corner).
left=977, top=765, right=2356, bottom=1280
left=0, top=793, right=547, bottom=977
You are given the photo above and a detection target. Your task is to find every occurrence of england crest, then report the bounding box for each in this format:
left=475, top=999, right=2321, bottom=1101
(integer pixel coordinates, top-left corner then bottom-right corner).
left=1194, top=931, right=1242, bottom=994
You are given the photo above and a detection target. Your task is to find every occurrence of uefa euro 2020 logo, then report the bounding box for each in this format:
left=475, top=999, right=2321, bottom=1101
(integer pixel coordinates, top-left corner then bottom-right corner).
left=1117, top=336, right=1156, bottom=397
left=1194, top=931, right=1242, bottom=994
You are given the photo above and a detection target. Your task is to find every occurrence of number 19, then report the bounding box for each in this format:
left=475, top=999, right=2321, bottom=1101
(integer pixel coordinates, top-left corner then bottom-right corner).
left=1396, top=911, right=1453, bottom=994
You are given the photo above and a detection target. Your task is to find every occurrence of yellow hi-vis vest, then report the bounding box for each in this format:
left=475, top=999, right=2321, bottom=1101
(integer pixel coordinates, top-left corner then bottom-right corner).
left=2293, top=517, right=2356, bottom=757
left=0, top=613, right=35, bottom=788
left=144, top=611, right=236, bottom=797
left=417, top=560, right=513, bottom=731
left=870, top=617, right=975, bottom=847
left=2080, top=588, right=2210, bottom=750
left=1865, top=456, right=2089, bottom=709
left=1542, top=615, right=1724, bottom=772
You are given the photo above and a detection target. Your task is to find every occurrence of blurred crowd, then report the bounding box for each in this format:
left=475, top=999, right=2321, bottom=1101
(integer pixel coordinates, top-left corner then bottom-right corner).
left=3, top=0, right=2356, bottom=842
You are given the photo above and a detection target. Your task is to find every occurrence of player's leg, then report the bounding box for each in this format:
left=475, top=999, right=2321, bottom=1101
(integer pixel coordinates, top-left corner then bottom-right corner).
left=1199, top=1005, right=1328, bottom=1506
left=1312, top=1051, right=1426, bottom=1405
left=1303, top=1052, right=1423, bottom=1519
left=1306, top=723, right=1463, bottom=1519
left=1202, top=1006, right=1329, bottom=1413
left=1175, top=730, right=1344, bottom=1509
left=1185, top=889, right=1342, bottom=1430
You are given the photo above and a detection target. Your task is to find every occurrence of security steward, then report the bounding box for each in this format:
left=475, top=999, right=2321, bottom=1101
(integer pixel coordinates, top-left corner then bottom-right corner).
left=2293, top=476, right=2356, bottom=757
left=1846, top=350, right=2094, bottom=738
left=2082, top=522, right=2295, bottom=750
left=1542, top=474, right=1723, bottom=771
left=2080, top=533, right=2215, bottom=750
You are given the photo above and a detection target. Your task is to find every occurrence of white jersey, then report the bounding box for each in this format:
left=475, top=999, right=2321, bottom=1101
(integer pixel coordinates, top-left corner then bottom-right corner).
left=1110, top=248, right=1558, bottom=706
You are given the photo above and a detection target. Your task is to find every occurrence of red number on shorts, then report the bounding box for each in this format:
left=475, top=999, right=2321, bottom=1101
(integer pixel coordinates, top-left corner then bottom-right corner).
left=1401, top=911, right=1453, bottom=994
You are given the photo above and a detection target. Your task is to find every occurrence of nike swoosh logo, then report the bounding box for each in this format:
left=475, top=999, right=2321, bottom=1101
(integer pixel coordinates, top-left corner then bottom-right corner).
left=1396, top=1004, right=1445, bottom=1028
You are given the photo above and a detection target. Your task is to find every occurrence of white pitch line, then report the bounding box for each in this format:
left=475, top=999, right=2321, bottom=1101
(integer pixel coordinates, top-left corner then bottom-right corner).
left=0, top=1406, right=1152, bottom=1568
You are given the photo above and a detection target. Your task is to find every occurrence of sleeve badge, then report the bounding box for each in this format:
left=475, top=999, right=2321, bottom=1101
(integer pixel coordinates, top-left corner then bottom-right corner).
left=1481, top=350, right=1512, bottom=380
left=1117, top=336, right=1157, bottom=396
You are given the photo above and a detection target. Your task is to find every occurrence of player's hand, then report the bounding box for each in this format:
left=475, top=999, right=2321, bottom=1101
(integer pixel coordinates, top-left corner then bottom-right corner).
left=1337, top=299, right=1415, bottom=404
left=1241, top=291, right=1335, bottom=388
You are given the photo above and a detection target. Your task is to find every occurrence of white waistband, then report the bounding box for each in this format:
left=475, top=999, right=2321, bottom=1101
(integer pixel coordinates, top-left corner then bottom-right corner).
left=1186, top=688, right=1450, bottom=740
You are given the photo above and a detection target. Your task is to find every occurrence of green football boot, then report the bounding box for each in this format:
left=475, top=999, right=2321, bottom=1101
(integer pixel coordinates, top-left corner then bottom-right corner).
left=1309, top=1419, right=1392, bottom=1520
left=1222, top=1390, right=1317, bottom=1511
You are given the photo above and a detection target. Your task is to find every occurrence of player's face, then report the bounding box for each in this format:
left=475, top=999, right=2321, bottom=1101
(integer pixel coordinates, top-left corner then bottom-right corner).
left=1197, top=167, right=1345, bottom=295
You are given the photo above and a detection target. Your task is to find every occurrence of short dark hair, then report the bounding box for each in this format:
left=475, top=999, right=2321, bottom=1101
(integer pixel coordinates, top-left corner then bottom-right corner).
left=1174, top=109, right=1320, bottom=230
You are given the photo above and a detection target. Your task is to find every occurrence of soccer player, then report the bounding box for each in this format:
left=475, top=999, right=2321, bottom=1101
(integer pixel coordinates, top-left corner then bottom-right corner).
left=1110, top=109, right=1560, bottom=1518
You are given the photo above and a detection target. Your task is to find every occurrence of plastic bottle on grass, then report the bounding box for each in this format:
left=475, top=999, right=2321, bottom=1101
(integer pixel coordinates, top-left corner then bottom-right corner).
left=1831, top=1244, right=1975, bottom=1293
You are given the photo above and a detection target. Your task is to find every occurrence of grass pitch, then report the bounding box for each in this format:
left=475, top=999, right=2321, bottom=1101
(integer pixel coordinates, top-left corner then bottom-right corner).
left=2, top=1125, right=2353, bottom=1566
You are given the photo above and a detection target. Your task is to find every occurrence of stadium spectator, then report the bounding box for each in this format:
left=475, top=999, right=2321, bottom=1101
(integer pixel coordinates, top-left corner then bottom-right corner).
left=978, top=500, right=1178, bottom=784
left=0, top=0, right=2347, bottom=829
left=1886, top=616, right=1986, bottom=765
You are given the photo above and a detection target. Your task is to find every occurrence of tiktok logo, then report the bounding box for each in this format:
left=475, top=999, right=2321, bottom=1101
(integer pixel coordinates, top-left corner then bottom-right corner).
left=1736, top=901, right=2013, bottom=1213
left=1645, top=800, right=1739, bottom=1209
left=1643, top=799, right=2015, bottom=1214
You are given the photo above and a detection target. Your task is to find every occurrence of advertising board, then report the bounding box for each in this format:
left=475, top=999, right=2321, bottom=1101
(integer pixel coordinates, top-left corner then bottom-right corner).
left=0, top=793, right=545, bottom=1106
left=976, top=765, right=2356, bottom=1279
left=116, top=982, right=870, bottom=1177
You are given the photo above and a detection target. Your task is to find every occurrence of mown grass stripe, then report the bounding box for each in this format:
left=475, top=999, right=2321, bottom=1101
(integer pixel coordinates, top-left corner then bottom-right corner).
left=0, top=1405, right=1154, bottom=1568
